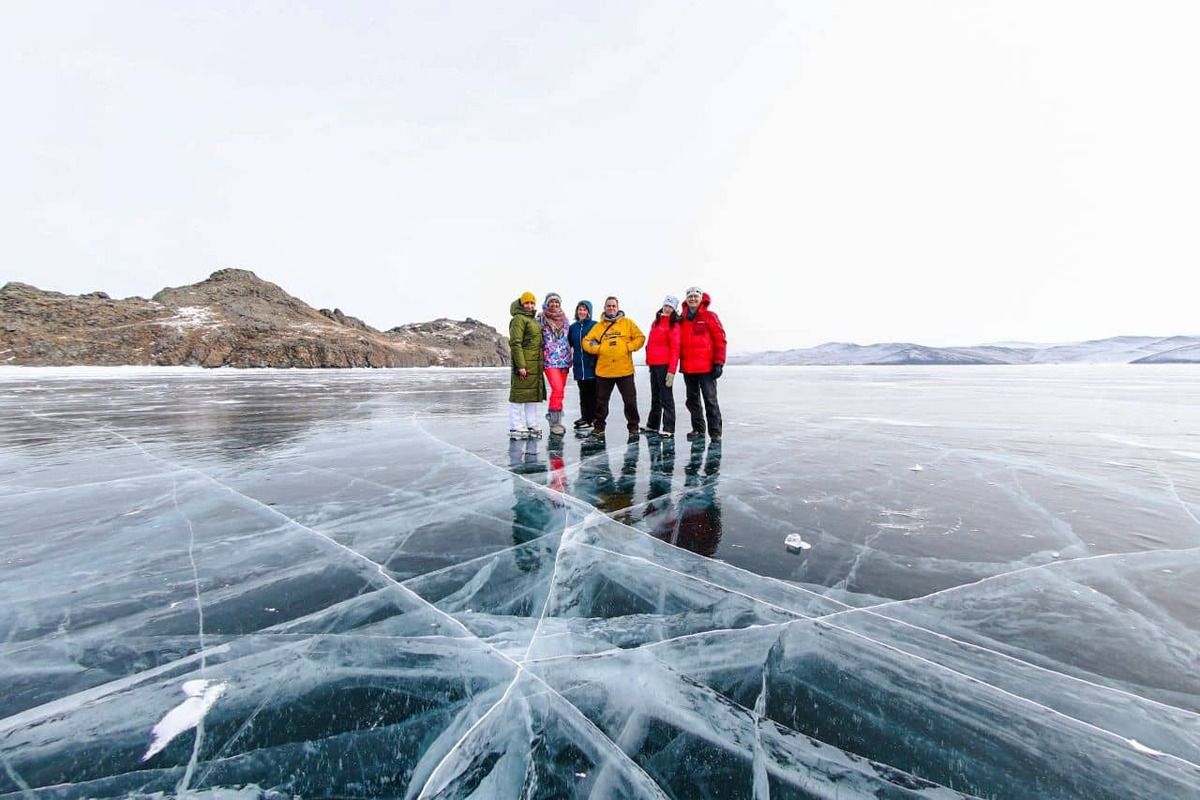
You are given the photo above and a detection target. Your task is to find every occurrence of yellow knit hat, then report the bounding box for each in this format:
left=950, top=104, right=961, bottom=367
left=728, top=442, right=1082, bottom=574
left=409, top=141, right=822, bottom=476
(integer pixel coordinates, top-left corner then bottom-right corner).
left=519, top=292, right=536, bottom=304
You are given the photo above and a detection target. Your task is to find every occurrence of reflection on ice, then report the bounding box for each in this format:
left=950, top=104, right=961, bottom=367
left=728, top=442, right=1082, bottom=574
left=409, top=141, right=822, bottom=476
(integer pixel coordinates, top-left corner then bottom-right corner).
left=2, top=366, right=1200, bottom=797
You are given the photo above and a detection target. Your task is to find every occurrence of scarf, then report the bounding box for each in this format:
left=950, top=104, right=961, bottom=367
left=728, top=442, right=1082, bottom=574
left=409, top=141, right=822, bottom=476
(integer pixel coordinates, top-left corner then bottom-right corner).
left=540, top=307, right=568, bottom=337
left=603, top=309, right=624, bottom=322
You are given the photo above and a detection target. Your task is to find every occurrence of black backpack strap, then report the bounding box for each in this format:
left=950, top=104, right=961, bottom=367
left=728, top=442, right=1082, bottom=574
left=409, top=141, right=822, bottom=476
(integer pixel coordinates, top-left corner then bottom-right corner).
left=594, top=319, right=619, bottom=340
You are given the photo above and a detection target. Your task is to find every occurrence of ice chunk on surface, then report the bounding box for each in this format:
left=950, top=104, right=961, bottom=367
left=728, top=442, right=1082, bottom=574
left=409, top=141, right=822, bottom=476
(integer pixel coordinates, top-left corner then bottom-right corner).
left=142, top=679, right=227, bottom=761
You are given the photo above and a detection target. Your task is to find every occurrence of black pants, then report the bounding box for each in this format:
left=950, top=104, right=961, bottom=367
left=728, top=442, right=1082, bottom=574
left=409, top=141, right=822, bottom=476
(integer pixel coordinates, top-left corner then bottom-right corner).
left=683, top=371, right=722, bottom=438
left=647, top=365, right=676, bottom=433
left=594, top=374, right=639, bottom=434
left=575, top=379, right=596, bottom=423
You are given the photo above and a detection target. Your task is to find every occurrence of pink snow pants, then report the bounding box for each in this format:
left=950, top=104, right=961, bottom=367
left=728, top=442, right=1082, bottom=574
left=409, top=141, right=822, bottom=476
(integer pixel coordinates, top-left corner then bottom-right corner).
left=546, top=367, right=569, bottom=412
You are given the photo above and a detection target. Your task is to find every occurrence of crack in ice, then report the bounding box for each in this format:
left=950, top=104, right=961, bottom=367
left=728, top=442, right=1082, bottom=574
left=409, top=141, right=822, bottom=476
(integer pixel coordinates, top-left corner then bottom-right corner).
left=15, top=401, right=1200, bottom=795
left=58, top=414, right=665, bottom=797
left=848, top=545, right=1200, bottom=620
left=1155, top=463, right=1200, bottom=535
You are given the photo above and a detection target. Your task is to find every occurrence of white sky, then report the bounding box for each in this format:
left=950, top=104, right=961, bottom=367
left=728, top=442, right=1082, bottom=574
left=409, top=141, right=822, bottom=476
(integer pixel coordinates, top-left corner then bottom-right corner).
left=3, top=1, right=1198, bottom=353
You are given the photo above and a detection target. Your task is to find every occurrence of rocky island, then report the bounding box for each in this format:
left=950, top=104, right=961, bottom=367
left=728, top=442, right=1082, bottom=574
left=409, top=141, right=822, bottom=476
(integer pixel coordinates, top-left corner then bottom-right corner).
left=0, top=269, right=509, bottom=368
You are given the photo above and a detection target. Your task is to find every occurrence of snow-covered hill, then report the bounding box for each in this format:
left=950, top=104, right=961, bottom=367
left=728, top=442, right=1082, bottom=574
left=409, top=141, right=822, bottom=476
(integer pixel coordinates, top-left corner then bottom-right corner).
left=730, top=336, right=1200, bottom=365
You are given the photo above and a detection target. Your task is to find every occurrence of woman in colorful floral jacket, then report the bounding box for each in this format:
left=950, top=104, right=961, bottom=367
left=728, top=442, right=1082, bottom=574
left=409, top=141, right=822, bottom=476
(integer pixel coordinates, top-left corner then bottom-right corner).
left=538, top=292, right=572, bottom=435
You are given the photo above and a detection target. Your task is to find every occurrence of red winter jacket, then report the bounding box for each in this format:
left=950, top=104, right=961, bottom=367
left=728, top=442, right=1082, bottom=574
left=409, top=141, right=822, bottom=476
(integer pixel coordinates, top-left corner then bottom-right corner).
left=679, top=293, right=727, bottom=374
left=645, top=313, right=681, bottom=372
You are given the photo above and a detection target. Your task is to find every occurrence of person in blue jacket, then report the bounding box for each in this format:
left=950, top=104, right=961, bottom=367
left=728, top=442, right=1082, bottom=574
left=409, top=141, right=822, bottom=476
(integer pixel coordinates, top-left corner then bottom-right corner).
left=567, top=299, right=598, bottom=431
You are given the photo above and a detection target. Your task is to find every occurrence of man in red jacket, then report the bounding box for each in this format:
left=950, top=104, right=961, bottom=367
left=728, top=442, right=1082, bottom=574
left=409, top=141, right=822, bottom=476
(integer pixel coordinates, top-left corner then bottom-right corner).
left=679, top=286, right=727, bottom=442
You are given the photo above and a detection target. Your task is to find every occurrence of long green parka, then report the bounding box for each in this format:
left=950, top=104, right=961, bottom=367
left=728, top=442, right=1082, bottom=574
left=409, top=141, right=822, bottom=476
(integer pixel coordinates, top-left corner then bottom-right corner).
left=509, top=299, right=547, bottom=403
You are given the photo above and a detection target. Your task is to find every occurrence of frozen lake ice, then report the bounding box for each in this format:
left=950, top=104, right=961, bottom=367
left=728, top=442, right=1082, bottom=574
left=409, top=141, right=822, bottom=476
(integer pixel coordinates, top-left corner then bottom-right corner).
left=1, top=365, right=1198, bottom=798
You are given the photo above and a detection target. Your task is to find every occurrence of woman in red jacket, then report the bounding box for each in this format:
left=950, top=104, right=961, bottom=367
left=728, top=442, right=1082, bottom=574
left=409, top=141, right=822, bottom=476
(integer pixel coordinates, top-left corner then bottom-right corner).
left=642, top=294, right=681, bottom=437
left=679, top=287, right=727, bottom=442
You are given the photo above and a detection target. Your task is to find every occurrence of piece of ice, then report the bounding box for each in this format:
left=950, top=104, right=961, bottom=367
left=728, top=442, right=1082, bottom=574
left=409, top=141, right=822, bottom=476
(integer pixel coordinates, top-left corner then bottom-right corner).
left=784, top=533, right=811, bottom=552
left=142, top=679, right=227, bottom=761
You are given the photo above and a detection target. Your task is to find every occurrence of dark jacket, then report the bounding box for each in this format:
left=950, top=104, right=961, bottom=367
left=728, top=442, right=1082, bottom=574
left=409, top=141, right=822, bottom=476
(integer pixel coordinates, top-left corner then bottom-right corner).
left=509, top=299, right=547, bottom=403
left=679, top=293, right=728, bottom=374
left=568, top=300, right=598, bottom=381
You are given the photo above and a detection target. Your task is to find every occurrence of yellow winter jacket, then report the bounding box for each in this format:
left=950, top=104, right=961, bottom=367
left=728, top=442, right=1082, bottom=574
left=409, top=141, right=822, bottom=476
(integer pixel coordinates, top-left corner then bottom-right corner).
left=582, top=313, right=646, bottom=378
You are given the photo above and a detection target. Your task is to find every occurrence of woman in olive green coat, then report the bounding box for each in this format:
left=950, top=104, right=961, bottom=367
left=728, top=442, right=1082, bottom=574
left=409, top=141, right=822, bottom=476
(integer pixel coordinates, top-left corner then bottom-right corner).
left=509, top=292, right=547, bottom=438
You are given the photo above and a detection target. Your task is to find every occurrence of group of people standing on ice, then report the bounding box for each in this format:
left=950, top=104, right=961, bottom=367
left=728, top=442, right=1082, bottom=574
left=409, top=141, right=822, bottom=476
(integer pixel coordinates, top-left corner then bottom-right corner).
left=508, top=287, right=727, bottom=443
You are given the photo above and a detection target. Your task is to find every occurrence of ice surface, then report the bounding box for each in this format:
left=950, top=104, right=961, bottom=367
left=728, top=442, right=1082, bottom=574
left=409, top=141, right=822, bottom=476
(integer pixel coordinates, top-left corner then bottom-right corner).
left=2, top=365, right=1199, bottom=798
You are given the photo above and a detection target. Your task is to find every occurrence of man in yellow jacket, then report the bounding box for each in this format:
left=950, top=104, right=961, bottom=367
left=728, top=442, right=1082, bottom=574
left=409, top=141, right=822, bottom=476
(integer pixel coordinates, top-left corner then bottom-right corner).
left=582, top=296, right=646, bottom=441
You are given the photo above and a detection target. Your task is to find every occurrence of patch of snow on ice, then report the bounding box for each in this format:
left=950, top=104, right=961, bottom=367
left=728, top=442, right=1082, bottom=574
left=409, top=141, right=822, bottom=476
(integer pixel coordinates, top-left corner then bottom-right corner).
left=142, top=679, right=227, bottom=761
left=784, top=533, right=811, bottom=552
left=1128, top=739, right=1166, bottom=757
left=831, top=416, right=934, bottom=428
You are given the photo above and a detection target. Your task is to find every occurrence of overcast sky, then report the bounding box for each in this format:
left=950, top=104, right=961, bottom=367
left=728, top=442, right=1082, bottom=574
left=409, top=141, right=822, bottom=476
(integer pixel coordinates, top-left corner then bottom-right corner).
left=3, top=1, right=1198, bottom=353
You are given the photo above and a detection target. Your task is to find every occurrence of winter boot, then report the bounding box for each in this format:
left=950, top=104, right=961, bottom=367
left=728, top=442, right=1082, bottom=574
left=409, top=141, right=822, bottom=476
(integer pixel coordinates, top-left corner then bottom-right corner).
left=548, top=410, right=566, bottom=436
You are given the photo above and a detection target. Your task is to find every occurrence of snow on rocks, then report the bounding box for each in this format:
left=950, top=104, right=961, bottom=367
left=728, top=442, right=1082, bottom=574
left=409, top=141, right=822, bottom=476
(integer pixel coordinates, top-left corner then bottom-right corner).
left=163, top=306, right=219, bottom=331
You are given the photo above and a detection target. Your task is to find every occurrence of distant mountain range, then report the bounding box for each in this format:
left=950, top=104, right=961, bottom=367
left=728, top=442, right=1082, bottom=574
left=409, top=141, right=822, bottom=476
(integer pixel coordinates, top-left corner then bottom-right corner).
left=1, top=269, right=509, bottom=368
left=7, top=271, right=1194, bottom=369
left=729, top=336, right=1200, bottom=365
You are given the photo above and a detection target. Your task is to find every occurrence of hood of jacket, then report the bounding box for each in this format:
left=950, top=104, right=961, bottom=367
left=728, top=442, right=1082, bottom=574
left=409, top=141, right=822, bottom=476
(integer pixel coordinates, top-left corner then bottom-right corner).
left=685, top=293, right=712, bottom=318
left=575, top=299, right=594, bottom=320
left=511, top=298, right=535, bottom=318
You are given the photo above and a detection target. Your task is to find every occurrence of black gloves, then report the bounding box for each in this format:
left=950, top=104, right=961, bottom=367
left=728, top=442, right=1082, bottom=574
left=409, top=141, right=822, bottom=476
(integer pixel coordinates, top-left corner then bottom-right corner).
left=711, top=364, right=723, bottom=379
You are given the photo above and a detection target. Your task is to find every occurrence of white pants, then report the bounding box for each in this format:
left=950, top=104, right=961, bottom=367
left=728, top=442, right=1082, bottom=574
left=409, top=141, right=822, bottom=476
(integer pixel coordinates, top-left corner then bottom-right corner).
left=509, top=402, right=541, bottom=430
